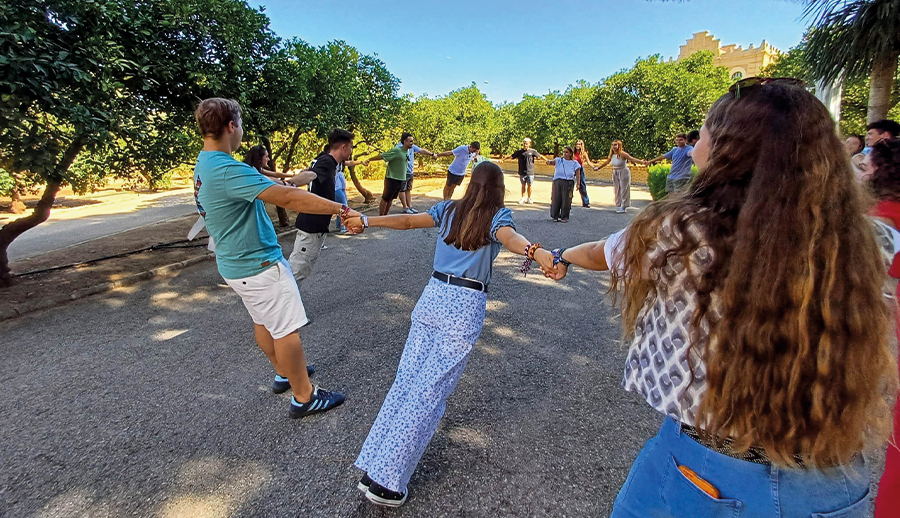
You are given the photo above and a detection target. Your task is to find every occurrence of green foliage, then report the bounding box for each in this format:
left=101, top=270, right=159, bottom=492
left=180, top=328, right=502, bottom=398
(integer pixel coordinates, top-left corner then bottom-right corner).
left=1, top=0, right=280, bottom=191
left=396, top=53, right=729, bottom=164
left=647, top=164, right=699, bottom=201
left=801, top=0, right=900, bottom=84
left=0, top=169, right=14, bottom=197
left=581, top=52, right=730, bottom=160
left=762, top=34, right=900, bottom=135
left=647, top=164, right=670, bottom=201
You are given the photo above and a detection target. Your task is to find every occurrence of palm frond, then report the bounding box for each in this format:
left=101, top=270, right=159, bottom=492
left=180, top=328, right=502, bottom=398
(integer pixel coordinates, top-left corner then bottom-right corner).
left=802, top=0, right=900, bottom=82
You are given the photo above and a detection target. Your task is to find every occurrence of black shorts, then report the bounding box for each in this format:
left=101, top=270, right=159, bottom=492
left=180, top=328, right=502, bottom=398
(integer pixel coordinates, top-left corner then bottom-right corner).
left=401, top=174, right=413, bottom=192
left=446, top=171, right=465, bottom=186
left=519, top=173, right=534, bottom=185
left=382, top=177, right=405, bottom=201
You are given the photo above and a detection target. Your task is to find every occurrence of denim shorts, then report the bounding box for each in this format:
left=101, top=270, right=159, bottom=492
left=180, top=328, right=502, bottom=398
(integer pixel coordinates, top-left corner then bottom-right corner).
left=611, top=418, right=870, bottom=518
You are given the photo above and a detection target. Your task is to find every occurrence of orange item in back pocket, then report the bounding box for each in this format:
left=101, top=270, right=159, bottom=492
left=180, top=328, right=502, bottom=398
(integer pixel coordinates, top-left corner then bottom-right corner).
left=678, top=464, right=721, bottom=499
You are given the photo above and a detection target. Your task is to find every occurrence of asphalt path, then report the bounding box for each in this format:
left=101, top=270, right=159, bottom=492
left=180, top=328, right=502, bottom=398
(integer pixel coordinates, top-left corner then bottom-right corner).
left=0, top=177, right=884, bottom=517
left=6, top=189, right=196, bottom=262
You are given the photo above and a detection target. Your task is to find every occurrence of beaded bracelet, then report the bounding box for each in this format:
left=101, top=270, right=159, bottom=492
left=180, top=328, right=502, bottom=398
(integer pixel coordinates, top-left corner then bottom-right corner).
left=520, top=242, right=541, bottom=276
left=551, top=247, right=571, bottom=267
left=340, top=204, right=352, bottom=218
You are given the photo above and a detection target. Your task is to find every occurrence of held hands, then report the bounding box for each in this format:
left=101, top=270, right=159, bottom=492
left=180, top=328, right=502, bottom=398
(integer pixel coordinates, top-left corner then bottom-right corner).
left=544, top=262, right=568, bottom=281
left=341, top=210, right=365, bottom=234
left=534, top=249, right=558, bottom=278
left=343, top=216, right=364, bottom=234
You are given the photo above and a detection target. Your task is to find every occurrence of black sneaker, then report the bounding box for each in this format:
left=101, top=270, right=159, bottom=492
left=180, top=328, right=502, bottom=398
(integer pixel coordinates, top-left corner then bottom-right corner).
left=357, top=474, right=372, bottom=492
left=288, top=386, right=345, bottom=419
left=272, top=365, right=316, bottom=394
left=366, top=482, right=407, bottom=507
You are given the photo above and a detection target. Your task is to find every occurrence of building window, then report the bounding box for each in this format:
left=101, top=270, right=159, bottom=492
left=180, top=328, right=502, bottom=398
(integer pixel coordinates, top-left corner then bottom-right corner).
left=731, top=71, right=743, bottom=80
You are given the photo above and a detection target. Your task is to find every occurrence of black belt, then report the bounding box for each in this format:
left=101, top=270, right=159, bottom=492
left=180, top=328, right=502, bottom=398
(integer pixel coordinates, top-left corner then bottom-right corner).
left=680, top=423, right=806, bottom=467
left=432, top=271, right=487, bottom=292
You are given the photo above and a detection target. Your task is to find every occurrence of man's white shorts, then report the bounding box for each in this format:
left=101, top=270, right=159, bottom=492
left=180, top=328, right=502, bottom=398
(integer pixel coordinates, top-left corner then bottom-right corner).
left=224, top=259, right=308, bottom=339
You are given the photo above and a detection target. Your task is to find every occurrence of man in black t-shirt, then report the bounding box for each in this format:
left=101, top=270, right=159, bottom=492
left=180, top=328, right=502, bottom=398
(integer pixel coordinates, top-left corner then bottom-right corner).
left=509, top=137, right=547, bottom=204
left=288, top=129, right=354, bottom=284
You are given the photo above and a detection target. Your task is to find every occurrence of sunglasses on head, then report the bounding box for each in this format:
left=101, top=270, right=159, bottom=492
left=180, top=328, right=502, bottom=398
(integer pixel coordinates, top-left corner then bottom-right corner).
left=729, top=77, right=807, bottom=99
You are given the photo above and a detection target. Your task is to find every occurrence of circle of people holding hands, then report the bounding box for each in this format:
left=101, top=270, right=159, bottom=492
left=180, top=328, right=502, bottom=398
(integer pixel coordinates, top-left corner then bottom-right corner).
left=192, top=75, right=900, bottom=516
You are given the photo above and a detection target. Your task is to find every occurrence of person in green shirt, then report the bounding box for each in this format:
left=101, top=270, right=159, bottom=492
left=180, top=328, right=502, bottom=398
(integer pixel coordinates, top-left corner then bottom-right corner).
left=364, top=133, right=412, bottom=215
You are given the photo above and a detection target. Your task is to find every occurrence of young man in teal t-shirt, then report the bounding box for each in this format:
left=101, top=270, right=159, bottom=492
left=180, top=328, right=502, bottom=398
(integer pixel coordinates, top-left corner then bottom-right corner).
left=193, top=98, right=360, bottom=419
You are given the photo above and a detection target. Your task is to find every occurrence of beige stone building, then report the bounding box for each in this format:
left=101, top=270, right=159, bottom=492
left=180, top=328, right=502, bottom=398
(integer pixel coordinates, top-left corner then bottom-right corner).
left=675, top=31, right=781, bottom=80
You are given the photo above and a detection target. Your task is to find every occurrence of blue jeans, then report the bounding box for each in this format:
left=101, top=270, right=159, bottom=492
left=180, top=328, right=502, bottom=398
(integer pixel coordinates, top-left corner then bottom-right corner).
left=334, top=188, right=348, bottom=231
left=577, top=170, right=590, bottom=206
left=611, top=418, right=871, bottom=518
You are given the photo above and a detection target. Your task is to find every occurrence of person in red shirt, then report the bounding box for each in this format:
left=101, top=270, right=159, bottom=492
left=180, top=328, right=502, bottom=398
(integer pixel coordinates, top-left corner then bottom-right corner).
left=573, top=140, right=593, bottom=208
left=866, top=138, right=900, bottom=518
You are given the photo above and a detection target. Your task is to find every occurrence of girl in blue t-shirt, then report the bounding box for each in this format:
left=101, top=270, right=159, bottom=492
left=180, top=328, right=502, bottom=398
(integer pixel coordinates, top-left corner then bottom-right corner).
left=344, top=162, right=554, bottom=508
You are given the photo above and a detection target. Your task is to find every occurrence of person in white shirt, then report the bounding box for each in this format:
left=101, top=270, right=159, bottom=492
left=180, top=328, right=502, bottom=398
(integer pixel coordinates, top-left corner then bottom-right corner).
left=546, top=147, right=582, bottom=222
left=436, top=142, right=480, bottom=200
left=396, top=138, right=437, bottom=214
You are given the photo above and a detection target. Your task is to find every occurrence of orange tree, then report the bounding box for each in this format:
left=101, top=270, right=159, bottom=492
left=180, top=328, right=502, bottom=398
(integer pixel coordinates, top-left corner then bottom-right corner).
left=0, top=0, right=279, bottom=286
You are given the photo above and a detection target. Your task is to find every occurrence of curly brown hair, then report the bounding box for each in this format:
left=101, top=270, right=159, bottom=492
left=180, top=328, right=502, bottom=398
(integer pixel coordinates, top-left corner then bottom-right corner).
left=610, top=82, right=898, bottom=467
left=868, top=139, right=900, bottom=202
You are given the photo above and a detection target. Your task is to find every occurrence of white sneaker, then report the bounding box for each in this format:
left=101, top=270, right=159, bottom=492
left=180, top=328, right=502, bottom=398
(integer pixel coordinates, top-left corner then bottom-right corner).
left=518, top=197, right=526, bottom=204
left=526, top=197, right=533, bottom=204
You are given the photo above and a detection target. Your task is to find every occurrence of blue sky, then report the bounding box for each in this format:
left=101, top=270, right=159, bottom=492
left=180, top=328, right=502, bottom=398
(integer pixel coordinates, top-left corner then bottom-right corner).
left=257, top=0, right=809, bottom=104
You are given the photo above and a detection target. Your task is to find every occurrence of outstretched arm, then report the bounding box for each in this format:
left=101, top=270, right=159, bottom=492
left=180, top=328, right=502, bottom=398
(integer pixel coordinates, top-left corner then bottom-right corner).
left=260, top=168, right=294, bottom=180
left=257, top=184, right=360, bottom=217
left=344, top=212, right=435, bottom=233
left=544, top=239, right=609, bottom=280
left=288, top=170, right=316, bottom=186
left=363, top=154, right=384, bottom=164
left=559, top=240, right=609, bottom=271
left=435, top=150, right=455, bottom=157
left=415, top=148, right=438, bottom=158
left=495, top=226, right=556, bottom=273
left=593, top=158, right=611, bottom=170
left=622, top=152, right=649, bottom=165
left=546, top=158, right=557, bottom=165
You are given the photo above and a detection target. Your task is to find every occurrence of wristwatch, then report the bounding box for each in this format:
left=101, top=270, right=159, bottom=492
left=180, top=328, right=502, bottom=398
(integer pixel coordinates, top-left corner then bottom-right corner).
left=361, top=214, right=369, bottom=228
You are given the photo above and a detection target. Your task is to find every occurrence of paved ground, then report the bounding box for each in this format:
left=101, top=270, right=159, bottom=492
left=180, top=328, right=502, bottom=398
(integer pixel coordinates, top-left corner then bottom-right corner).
left=0, top=176, right=884, bottom=517
left=6, top=188, right=197, bottom=262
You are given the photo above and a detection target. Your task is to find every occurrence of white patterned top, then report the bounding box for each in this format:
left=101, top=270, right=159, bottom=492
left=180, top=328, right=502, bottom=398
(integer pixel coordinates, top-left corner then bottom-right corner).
left=604, top=218, right=899, bottom=427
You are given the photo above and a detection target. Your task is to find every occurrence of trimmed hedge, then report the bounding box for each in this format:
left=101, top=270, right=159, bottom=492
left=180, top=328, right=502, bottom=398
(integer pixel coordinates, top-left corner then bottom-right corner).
left=647, top=164, right=699, bottom=200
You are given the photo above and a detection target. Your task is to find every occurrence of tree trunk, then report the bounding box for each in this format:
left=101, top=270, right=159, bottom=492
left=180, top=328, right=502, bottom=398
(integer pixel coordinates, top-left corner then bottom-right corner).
left=0, top=138, right=83, bottom=287
left=282, top=128, right=303, bottom=174
left=868, top=51, right=900, bottom=123
left=346, top=164, right=375, bottom=204
left=261, top=136, right=289, bottom=227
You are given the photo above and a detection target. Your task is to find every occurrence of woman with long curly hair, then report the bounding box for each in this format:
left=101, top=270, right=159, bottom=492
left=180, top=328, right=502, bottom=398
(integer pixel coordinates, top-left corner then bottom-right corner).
left=547, top=80, right=899, bottom=516
left=593, top=140, right=648, bottom=214
left=864, top=139, right=900, bottom=518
